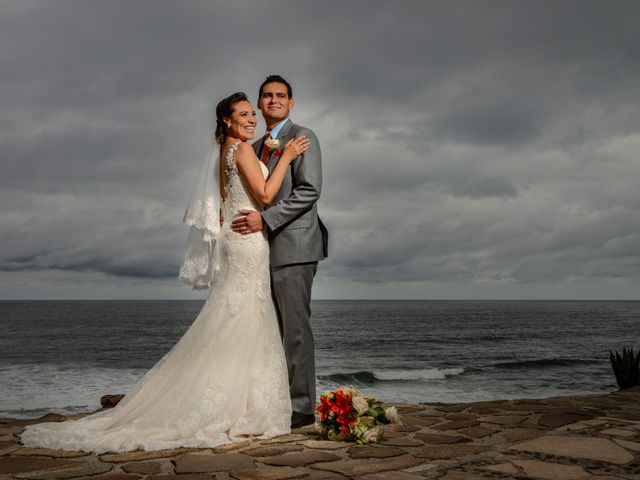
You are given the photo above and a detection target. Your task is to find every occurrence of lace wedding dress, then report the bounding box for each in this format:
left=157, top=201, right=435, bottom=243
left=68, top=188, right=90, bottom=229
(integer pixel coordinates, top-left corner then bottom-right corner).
left=20, top=142, right=292, bottom=453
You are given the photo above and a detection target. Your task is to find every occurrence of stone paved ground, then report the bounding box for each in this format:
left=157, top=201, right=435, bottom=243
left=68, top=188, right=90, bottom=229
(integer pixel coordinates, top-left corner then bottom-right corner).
left=2, top=387, right=640, bottom=479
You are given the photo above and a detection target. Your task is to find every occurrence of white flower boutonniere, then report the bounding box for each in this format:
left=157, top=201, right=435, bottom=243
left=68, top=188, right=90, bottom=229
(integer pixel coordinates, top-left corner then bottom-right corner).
left=264, top=137, right=280, bottom=152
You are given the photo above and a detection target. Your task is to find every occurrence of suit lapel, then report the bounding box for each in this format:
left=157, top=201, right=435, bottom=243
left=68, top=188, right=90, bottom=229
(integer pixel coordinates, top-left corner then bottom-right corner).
left=253, top=136, right=266, bottom=165
left=253, top=136, right=265, bottom=156
left=267, top=120, right=294, bottom=173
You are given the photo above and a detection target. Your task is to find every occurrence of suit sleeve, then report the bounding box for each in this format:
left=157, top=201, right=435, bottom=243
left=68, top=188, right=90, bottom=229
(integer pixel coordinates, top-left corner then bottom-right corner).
left=261, top=127, right=322, bottom=231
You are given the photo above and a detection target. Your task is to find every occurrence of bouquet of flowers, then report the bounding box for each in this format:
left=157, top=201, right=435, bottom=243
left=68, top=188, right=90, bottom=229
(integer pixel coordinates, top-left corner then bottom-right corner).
left=315, top=386, right=401, bottom=444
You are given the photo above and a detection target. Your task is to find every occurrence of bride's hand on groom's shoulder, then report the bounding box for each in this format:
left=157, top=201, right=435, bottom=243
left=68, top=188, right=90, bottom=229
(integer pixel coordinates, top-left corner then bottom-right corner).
left=281, top=136, right=310, bottom=164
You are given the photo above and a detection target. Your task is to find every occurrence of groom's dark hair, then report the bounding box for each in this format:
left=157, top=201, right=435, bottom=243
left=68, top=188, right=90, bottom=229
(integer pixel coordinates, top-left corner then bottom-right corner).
left=259, top=75, right=293, bottom=99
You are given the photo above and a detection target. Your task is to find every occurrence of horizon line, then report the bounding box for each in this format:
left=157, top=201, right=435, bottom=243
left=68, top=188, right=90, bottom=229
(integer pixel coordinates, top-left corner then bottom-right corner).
left=1, top=298, right=638, bottom=302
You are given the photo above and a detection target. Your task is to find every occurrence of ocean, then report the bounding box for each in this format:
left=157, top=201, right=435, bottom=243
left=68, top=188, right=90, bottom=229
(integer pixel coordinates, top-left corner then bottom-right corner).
left=1, top=300, right=637, bottom=419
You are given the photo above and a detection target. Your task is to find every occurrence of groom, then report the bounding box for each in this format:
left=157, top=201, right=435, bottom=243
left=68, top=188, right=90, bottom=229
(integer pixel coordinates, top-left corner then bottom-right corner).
left=231, top=75, right=328, bottom=428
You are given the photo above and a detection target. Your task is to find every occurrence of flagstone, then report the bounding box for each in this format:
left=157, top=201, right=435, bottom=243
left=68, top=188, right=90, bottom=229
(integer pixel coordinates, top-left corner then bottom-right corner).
left=558, top=422, right=591, bottom=432
left=230, top=465, right=309, bottom=480
left=459, top=425, right=499, bottom=438
left=0, top=425, right=24, bottom=436
left=574, top=477, right=627, bottom=480
left=17, top=414, right=72, bottom=428
left=100, top=447, right=198, bottom=462
left=438, top=470, right=493, bottom=480
left=267, top=434, right=309, bottom=444
left=407, top=407, right=444, bottom=417
left=174, top=452, right=255, bottom=473
left=444, top=413, right=478, bottom=420
left=539, top=413, right=592, bottom=429
left=510, top=435, right=634, bottom=464
left=346, top=445, right=405, bottom=458
left=90, top=475, right=142, bottom=480
left=512, top=459, right=589, bottom=480
left=415, top=444, right=490, bottom=459
left=0, top=439, right=17, bottom=450
left=380, top=437, right=424, bottom=447
left=601, top=428, right=637, bottom=437
left=260, top=450, right=340, bottom=466
left=605, top=411, right=640, bottom=421
left=122, top=460, right=163, bottom=474
left=414, top=432, right=471, bottom=444
left=0, top=444, right=21, bottom=455
left=479, top=414, right=527, bottom=426
left=357, top=472, right=427, bottom=480
left=149, top=475, right=217, bottom=480
left=434, top=404, right=468, bottom=413
left=5, top=389, right=640, bottom=480
left=242, top=444, right=304, bottom=456
left=380, top=429, right=410, bottom=439
left=505, top=403, right=556, bottom=413
left=13, top=447, right=91, bottom=458
left=303, top=470, right=349, bottom=479
left=401, top=415, right=442, bottom=427
left=396, top=406, right=429, bottom=415
left=403, top=462, right=438, bottom=473
left=290, top=424, right=316, bottom=436
left=212, top=441, right=252, bottom=454
left=299, top=440, right=348, bottom=450
left=13, top=459, right=113, bottom=479
left=467, top=403, right=506, bottom=414
left=0, top=456, right=75, bottom=474
left=478, top=462, right=520, bottom=474
left=521, top=421, right=546, bottom=430
left=613, top=438, right=640, bottom=452
left=431, top=419, right=480, bottom=431
left=498, top=428, right=545, bottom=443
left=310, top=455, right=423, bottom=476
left=603, top=419, right=640, bottom=427
left=389, top=424, right=421, bottom=434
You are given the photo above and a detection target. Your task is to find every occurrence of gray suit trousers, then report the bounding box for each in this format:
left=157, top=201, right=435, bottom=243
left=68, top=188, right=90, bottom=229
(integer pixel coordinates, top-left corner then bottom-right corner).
left=270, top=262, right=317, bottom=415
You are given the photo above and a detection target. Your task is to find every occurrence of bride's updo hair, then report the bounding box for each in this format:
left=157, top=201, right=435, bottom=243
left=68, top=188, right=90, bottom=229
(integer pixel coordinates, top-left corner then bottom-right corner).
left=215, top=92, right=249, bottom=145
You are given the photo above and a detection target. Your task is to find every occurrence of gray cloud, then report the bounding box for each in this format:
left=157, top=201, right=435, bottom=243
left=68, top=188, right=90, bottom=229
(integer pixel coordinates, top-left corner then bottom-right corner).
left=1, top=0, right=639, bottom=299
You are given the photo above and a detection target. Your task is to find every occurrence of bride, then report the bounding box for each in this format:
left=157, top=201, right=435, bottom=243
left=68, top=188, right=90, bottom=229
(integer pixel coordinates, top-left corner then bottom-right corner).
left=20, top=92, right=310, bottom=453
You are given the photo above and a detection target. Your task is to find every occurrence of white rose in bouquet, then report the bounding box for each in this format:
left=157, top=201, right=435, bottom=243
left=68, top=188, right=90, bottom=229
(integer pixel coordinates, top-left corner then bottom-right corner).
left=341, top=386, right=360, bottom=397
left=352, top=395, right=369, bottom=415
left=362, top=426, right=382, bottom=444
left=384, top=406, right=400, bottom=424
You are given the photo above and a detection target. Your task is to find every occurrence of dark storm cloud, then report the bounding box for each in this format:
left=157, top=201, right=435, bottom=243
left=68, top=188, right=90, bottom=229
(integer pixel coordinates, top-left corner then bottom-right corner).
left=1, top=0, right=639, bottom=299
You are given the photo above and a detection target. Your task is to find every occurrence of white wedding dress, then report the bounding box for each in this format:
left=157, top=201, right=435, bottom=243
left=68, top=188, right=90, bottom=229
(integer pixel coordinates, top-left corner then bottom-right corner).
left=20, top=142, right=292, bottom=453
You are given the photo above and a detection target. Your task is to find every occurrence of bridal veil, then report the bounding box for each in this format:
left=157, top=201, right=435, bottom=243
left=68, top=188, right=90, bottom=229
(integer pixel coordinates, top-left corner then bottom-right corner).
left=179, top=141, right=222, bottom=289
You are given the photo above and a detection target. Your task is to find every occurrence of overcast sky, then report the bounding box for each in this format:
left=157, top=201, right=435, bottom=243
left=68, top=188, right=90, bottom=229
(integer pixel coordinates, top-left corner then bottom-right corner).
left=1, top=0, right=639, bottom=300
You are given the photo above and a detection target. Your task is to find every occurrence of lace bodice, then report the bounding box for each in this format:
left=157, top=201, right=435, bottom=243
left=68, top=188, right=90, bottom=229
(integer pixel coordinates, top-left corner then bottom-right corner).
left=222, top=142, right=268, bottom=218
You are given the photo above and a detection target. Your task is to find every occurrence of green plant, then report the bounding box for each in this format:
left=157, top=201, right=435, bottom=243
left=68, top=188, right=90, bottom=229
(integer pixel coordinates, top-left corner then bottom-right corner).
left=609, top=347, right=640, bottom=389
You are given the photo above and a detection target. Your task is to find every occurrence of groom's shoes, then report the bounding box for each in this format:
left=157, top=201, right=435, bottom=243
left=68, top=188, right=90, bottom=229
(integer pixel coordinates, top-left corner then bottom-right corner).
left=291, top=411, right=315, bottom=429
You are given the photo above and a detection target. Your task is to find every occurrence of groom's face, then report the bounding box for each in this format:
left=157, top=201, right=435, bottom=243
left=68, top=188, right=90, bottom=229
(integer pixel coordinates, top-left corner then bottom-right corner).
left=258, top=82, right=294, bottom=125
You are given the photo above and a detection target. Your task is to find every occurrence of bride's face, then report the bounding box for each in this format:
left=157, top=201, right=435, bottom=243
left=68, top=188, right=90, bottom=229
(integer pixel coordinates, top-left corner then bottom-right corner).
left=226, top=100, right=257, bottom=141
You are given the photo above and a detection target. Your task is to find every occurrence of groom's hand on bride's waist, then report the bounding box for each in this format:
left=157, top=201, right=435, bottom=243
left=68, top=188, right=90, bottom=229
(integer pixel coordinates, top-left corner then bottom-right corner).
left=231, top=210, right=264, bottom=235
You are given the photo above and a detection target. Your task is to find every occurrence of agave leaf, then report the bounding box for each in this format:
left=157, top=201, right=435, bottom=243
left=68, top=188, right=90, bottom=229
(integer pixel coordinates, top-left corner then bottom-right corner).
left=609, top=346, right=640, bottom=389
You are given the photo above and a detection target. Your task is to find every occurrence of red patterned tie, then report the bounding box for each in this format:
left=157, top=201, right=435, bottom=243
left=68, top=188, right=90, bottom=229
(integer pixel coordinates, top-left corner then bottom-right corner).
left=261, top=133, right=271, bottom=165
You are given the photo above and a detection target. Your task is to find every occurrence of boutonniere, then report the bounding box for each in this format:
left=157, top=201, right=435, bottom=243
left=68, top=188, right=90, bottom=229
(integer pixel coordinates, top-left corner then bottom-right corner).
left=265, top=137, right=282, bottom=157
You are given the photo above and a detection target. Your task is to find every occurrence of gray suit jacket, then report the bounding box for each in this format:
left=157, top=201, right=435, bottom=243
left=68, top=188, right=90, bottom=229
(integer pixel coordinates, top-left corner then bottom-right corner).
left=254, top=120, right=328, bottom=267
